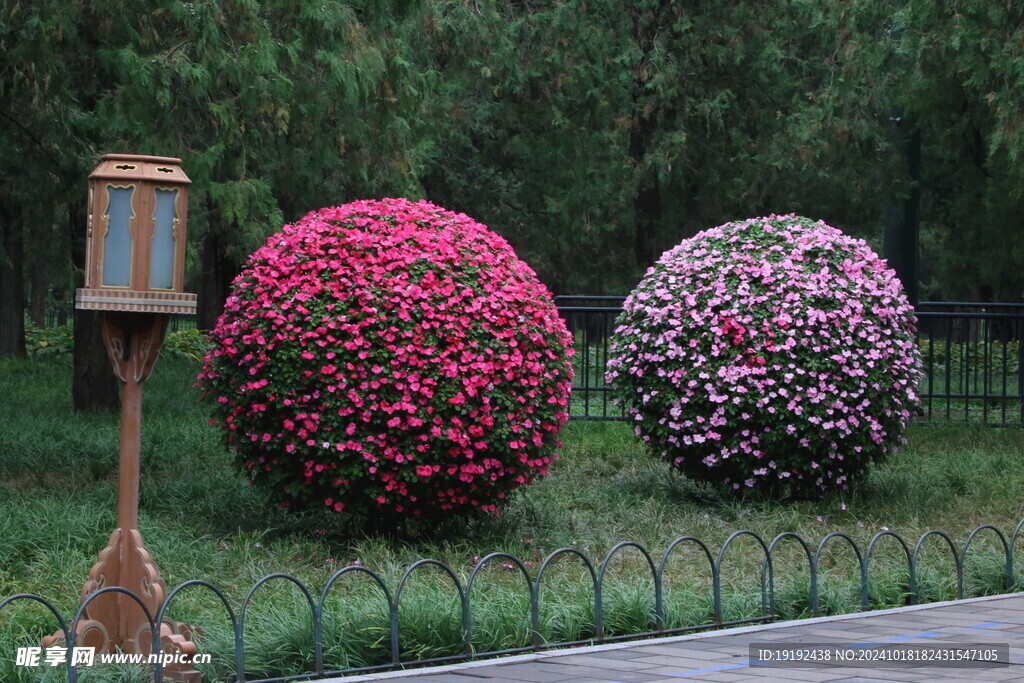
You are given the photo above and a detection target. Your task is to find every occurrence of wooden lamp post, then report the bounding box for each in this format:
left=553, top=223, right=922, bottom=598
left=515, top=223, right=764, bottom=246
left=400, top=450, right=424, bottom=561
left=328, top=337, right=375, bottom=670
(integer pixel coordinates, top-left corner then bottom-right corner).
left=46, top=154, right=202, bottom=681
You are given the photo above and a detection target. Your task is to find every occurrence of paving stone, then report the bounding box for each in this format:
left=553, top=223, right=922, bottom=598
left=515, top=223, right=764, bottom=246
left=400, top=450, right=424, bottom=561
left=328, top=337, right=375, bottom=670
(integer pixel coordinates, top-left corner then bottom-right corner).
left=637, top=678, right=757, bottom=683
left=538, top=662, right=660, bottom=679
left=648, top=664, right=751, bottom=679
left=771, top=633, right=888, bottom=642
left=742, top=630, right=802, bottom=640
left=483, top=662, right=581, bottom=681
left=630, top=642, right=729, bottom=652
left=585, top=649, right=669, bottom=661
left=657, top=671, right=764, bottom=682
left=634, top=654, right=753, bottom=669
left=627, top=654, right=732, bottom=667
left=630, top=646, right=743, bottom=661
left=925, top=625, right=1020, bottom=640
left=830, top=670, right=936, bottom=682
left=804, top=623, right=882, bottom=631
left=411, top=676, right=498, bottom=682
left=707, top=635, right=807, bottom=647
left=543, top=655, right=663, bottom=672
left=742, top=672, right=852, bottom=682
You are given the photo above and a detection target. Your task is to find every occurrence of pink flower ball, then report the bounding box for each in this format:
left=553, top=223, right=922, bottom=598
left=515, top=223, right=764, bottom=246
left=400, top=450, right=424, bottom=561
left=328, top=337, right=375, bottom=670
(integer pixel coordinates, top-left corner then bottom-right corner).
left=606, top=215, right=922, bottom=496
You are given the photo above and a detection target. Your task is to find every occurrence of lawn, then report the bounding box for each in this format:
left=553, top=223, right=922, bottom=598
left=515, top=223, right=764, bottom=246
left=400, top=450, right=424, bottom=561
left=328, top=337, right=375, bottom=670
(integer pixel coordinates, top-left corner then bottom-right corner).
left=1, top=354, right=1023, bottom=681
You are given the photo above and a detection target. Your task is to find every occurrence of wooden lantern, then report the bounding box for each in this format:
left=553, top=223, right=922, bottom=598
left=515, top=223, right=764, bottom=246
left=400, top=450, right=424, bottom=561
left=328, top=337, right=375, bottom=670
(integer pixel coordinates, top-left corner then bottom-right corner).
left=77, top=153, right=197, bottom=314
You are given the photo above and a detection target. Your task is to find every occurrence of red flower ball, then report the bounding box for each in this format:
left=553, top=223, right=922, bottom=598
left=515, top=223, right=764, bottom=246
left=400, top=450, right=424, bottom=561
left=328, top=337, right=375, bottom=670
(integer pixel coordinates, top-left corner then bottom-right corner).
left=199, top=199, right=573, bottom=520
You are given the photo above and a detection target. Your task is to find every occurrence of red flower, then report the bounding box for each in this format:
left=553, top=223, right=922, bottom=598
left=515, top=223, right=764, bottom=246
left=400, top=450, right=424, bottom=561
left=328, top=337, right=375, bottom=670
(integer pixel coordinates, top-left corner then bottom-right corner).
left=200, top=199, right=573, bottom=522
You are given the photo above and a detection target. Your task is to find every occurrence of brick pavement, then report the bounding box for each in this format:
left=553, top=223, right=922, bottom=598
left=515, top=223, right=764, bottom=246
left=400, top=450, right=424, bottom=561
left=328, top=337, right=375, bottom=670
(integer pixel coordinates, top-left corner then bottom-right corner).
left=329, top=593, right=1024, bottom=683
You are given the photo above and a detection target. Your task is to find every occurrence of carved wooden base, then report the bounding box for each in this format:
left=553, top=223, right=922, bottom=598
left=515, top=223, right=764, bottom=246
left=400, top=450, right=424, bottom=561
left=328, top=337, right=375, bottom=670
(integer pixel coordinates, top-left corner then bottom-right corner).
left=46, top=311, right=202, bottom=680
left=44, top=528, right=202, bottom=681
left=100, top=312, right=168, bottom=384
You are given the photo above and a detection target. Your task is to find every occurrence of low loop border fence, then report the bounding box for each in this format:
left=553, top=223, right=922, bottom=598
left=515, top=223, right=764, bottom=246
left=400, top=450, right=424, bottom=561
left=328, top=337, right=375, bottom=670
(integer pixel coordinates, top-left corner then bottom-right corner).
left=4, top=519, right=1024, bottom=682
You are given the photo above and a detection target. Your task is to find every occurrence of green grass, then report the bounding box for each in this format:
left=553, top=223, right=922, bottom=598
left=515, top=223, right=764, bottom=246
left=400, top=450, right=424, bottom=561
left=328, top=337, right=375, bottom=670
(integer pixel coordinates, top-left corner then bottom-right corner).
left=1, top=355, right=1023, bottom=681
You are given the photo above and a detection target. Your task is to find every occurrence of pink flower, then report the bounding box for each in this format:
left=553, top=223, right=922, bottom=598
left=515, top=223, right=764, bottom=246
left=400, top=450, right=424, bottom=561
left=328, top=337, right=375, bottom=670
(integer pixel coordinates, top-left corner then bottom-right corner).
left=607, top=214, right=921, bottom=496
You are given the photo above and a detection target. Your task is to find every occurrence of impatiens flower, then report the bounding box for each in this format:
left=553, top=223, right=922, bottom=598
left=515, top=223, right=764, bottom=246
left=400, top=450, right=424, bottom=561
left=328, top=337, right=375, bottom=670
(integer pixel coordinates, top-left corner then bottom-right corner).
left=606, top=215, right=922, bottom=497
left=199, top=198, right=573, bottom=521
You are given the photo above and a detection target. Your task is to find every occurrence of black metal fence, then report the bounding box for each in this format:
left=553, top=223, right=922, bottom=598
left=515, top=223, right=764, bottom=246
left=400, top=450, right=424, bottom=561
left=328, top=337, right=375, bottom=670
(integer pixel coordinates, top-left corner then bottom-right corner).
left=915, top=302, right=1024, bottom=425
left=3, top=520, right=1023, bottom=682
left=556, top=297, right=1024, bottom=425
left=555, top=296, right=625, bottom=421
left=27, top=299, right=1024, bottom=424
left=28, top=305, right=196, bottom=332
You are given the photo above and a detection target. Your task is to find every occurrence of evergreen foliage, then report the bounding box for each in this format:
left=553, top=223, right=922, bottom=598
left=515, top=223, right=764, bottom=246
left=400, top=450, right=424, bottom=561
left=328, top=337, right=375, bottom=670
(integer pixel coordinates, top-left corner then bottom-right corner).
left=1, top=0, right=1022, bottom=363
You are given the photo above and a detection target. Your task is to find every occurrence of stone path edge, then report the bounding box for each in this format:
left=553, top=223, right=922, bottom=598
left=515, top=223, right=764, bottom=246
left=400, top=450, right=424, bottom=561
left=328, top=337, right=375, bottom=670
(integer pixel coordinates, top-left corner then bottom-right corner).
left=322, top=591, right=1024, bottom=681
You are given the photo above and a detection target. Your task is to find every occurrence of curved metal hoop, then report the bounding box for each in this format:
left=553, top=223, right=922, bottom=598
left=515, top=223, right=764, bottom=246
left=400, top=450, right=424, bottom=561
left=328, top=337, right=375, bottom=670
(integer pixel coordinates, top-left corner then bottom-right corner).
left=814, top=532, right=867, bottom=612
left=660, top=536, right=717, bottom=628
left=319, top=566, right=395, bottom=670
left=238, top=573, right=318, bottom=681
left=598, top=541, right=658, bottom=640
left=395, top=559, right=468, bottom=661
left=865, top=531, right=914, bottom=607
left=466, top=553, right=535, bottom=656
left=717, top=530, right=772, bottom=623
left=765, top=532, right=814, bottom=616
left=536, top=548, right=600, bottom=649
left=914, top=530, right=963, bottom=601
left=962, top=525, right=1012, bottom=594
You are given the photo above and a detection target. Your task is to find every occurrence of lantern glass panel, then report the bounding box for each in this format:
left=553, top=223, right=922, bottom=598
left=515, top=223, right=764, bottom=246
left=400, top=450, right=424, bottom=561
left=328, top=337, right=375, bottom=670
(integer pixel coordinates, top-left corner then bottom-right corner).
left=102, top=185, right=135, bottom=288
left=149, top=188, right=179, bottom=290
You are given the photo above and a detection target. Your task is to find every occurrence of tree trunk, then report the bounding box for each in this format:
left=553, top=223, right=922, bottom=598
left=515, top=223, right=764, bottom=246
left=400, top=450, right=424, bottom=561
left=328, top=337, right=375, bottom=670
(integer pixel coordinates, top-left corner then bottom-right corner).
left=629, top=4, right=665, bottom=274
left=0, top=193, right=26, bottom=357
left=26, top=201, right=54, bottom=326
left=73, top=308, right=120, bottom=412
left=69, top=200, right=119, bottom=412
left=197, top=228, right=236, bottom=331
left=29, top=247, right=49, bottom=326
left=632, top=162, right=662, bottom=272
left=883, top=121, right=921, bottom=305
